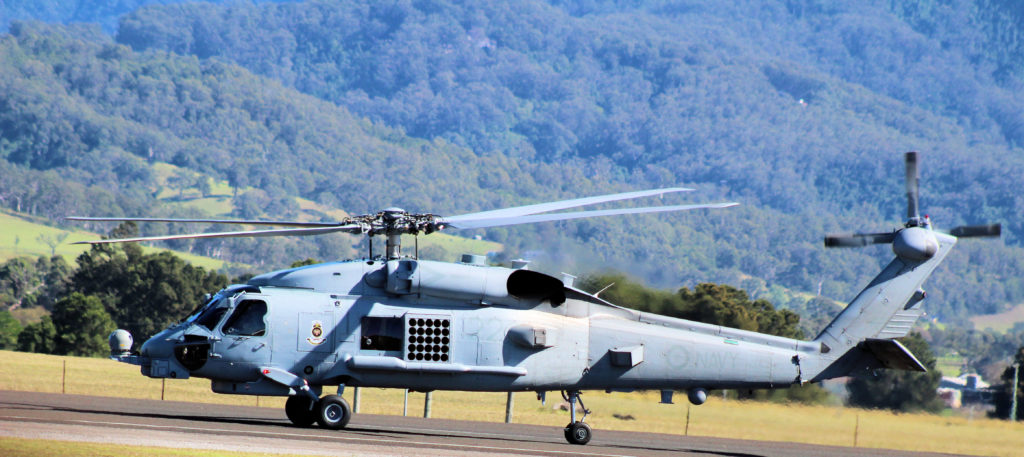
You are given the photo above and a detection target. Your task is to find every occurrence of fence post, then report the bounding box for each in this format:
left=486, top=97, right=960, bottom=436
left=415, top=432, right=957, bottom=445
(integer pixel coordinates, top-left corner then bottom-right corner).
left=853, top=413, right=860, bottom=447
left=505, top=392, right=514, bottom=423
left=685, top=404, right=691, bottom=436
left=61, top=359, right=66, bottom=394
left=161, top=378, right=166, bottom=401
left=423, top=391, right=432, bottom=418
left=403, top=389, right=409, bottom=416
left=353, top=387, right=361, bottom=413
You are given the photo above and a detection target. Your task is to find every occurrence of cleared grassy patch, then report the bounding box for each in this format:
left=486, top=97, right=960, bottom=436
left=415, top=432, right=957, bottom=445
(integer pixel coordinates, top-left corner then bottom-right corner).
left=971, top=303, right=1024, bottom=333
left=935, top=354, right=965, bottom=377
left=407, top=232, right=503, bottom=260
left=2, top=350, right=1023, bottom=456
left=0, top=210, right=226, bottom=270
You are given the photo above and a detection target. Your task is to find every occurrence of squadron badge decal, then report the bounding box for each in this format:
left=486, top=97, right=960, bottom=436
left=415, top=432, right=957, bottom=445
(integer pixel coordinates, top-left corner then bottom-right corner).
left=307, top=320, right=326, bottom=345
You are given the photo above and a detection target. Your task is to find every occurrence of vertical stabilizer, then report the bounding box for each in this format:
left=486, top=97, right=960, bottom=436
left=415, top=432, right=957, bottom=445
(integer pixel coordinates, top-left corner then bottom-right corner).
left=807, top=152, right=1000, bottom=381
left=808, top=231, right=956, bottom=380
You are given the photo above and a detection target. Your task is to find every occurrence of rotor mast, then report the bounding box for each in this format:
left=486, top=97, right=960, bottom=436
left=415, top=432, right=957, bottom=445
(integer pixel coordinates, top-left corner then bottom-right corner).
left=371, top=208, right=443, bottom=260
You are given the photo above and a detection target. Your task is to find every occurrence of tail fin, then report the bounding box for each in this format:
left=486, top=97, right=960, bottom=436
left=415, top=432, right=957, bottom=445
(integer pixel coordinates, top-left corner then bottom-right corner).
left=807, top=231, right=956, bottom=381
left=806, top=152, right=1000, bottom=381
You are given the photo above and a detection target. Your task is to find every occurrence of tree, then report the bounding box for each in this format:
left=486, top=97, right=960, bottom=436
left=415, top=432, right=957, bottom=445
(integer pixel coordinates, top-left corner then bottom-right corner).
left=846, top=332, right=944, bottom=413
left=992, top=347, right=1024, bottom=420
left=51, top=292, right=117, bottom=357
left=197, top=176, right=213, bottom=197
left=69, top=242, right=227, bottom=341
left=36, top=232, right=69, bottom=256
left=17, top=316, right=56, bottom=354
left=0, top=310, right=23, bottom=349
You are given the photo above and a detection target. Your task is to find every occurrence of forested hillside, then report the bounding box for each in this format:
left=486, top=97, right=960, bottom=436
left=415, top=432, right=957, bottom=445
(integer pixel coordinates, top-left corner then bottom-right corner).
left=1, top=1, right=1023, bottom=327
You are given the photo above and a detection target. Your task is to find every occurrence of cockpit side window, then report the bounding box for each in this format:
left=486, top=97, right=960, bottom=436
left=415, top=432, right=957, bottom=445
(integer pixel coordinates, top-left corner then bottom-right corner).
left=223, top=300, right=268, bottom=336
left=195, top=297, right=228, bottom=330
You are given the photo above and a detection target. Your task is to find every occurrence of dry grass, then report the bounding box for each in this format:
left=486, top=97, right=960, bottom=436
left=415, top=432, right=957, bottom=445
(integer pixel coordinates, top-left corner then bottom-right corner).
left=2, top=350, right=1023, bottom=456
left=971, top=303, right=1024, bottom=333
left=0, top=437, right=309, bottom=457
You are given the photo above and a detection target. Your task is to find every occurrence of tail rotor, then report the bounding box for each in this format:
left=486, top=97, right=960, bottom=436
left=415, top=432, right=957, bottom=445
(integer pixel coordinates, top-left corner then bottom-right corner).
left=824, top=152, right=1000, bottom=255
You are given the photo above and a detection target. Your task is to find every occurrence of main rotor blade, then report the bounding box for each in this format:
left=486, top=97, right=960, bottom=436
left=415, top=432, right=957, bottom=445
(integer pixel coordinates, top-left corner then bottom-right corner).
left=905, top=151, right=919, bottom=220
left=71, top=224, right=364, bottom=245
left=948, top=224, right=1001, bottom=238
left=65, top=216, right=343, bottom=227
left=824, top=232, right=897, bottom=248
left=443, top=187, right=693, bottom=223
left=444, top=202, right=738, bottom=230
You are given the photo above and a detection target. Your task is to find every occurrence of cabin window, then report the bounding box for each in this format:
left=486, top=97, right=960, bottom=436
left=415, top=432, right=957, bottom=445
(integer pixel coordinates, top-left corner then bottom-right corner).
left=223, top=300, right=268, bottom=336
left=361, top=316, right=403, bottom=351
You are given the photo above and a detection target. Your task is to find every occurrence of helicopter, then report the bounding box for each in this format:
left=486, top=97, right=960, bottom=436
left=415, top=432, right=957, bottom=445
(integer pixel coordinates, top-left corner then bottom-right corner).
left=69, top=152, right=999, bottom=445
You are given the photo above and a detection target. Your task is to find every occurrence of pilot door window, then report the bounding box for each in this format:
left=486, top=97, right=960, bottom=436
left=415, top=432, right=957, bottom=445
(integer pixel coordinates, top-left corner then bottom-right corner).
left=222, top=300, right=268, bottom=336
left=360, top=316, right=403, bottom=352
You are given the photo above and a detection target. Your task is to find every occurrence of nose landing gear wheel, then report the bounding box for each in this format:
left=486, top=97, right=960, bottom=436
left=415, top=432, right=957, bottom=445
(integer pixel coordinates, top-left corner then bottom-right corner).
left=316, top=394, right=352, bottom=430
left=564, top=421, right=592, bottom=445
left=285, top=395, right=317, bottom=427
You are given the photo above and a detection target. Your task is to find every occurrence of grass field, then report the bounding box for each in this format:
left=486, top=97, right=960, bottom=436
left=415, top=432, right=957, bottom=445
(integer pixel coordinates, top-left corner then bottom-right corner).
left=935, top=354, right=966, bottom=377
left=2, top=350, right=1023, bottom=456
left=971, top=303, right=1024, bottom=333
left=0, top=438, right=308, bottom=457
left=0, top=210, right=226, bottom=270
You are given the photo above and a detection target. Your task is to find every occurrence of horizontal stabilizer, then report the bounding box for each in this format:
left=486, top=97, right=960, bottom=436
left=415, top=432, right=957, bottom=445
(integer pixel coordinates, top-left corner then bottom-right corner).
left=859, top=339, right=926, bottom=372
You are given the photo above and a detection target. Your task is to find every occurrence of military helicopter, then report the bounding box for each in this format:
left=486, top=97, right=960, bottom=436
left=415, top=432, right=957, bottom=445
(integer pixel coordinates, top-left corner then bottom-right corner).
left=70, top=152, right=998, bottom=445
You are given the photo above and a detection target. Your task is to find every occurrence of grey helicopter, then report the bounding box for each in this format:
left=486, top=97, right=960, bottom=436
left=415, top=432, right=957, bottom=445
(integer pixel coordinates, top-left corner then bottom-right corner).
left=69, top=152, right=999, bottom=445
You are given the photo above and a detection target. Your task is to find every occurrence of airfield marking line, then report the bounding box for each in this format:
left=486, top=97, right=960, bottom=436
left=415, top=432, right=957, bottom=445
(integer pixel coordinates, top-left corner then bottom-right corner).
left=0, top=416, right=633, bottom=457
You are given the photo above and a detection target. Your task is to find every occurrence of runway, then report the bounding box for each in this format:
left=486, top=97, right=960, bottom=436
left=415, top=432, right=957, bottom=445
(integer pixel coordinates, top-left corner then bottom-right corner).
left=0, top=390, right=958, bottom=457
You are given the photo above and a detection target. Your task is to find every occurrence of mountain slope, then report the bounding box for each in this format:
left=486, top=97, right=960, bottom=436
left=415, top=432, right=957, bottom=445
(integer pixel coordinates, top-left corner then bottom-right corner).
left=1, top=2, right=1022, bottom=325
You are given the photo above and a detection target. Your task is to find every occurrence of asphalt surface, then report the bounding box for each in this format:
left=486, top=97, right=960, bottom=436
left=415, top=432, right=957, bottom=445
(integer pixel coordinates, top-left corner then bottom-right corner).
left=0, top=390, right=962, bottom=457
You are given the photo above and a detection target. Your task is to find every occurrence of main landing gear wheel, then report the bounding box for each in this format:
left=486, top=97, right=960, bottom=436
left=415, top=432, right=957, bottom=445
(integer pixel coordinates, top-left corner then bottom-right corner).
left=285, top=395, right=317, bottom=427
left=561, top=390, right=592, bottom=445
left=564, top=421, right=592, bottom=445
left=316, top=394, right=352, bottom=430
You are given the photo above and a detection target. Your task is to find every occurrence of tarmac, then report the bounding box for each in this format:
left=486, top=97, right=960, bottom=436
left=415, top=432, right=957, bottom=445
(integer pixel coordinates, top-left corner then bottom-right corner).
left=0, top=390, right=961, bottom=456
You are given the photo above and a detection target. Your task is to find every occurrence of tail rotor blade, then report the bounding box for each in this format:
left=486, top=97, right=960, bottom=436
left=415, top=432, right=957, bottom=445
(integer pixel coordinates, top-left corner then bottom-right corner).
left=905, top=151, right=919, bottom=220
left=949, top=224, right=1001, bottom=238
left=824, top=232, right=897, bottom=248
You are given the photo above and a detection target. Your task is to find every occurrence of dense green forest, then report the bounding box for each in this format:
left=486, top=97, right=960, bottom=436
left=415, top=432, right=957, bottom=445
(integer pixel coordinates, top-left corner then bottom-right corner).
left=1, top=1, right=1023, bottom=332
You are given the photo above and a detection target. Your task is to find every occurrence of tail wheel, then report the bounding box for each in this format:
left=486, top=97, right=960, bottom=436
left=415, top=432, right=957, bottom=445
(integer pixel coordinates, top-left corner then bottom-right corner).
left=285, top=395, right=317, bottom=427
left=316, top=394, right=352, bottom=430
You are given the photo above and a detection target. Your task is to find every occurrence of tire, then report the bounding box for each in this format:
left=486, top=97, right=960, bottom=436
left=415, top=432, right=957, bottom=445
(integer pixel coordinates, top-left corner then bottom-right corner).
left=565, top=421, right=591, bottom=445
left=285, top=395, right=317, bottom=427
left=316, top=394, right=352, bottom=430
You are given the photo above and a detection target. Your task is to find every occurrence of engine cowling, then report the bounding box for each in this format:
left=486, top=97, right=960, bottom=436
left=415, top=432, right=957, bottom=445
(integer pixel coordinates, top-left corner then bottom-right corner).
left=382, top=259, right=565, bottom=305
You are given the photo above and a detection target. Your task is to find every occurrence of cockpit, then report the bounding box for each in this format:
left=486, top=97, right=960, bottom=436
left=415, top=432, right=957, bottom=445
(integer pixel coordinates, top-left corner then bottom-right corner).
left=182, top=285, right=261, bottom=331
left=154, top=285, right=268, bottom=374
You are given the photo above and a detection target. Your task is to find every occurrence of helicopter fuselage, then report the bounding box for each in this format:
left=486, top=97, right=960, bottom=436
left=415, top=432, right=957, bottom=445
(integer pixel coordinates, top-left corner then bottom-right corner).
left=132, top=258, right=819, bottom=396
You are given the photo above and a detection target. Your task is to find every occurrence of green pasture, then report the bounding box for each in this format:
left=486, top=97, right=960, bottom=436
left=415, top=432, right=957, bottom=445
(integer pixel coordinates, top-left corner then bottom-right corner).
left=1, top=350, right=1022, bottom=456
left=0, top=210, right=225, bottom=270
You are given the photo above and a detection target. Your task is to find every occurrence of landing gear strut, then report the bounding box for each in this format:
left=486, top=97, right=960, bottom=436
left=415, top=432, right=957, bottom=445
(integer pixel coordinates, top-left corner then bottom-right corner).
left=561, top=390, right=592, bottom=445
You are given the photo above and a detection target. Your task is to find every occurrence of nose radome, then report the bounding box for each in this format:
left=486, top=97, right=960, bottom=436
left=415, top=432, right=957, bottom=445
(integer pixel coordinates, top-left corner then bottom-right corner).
left=140, top=329, right=176, bottom=359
